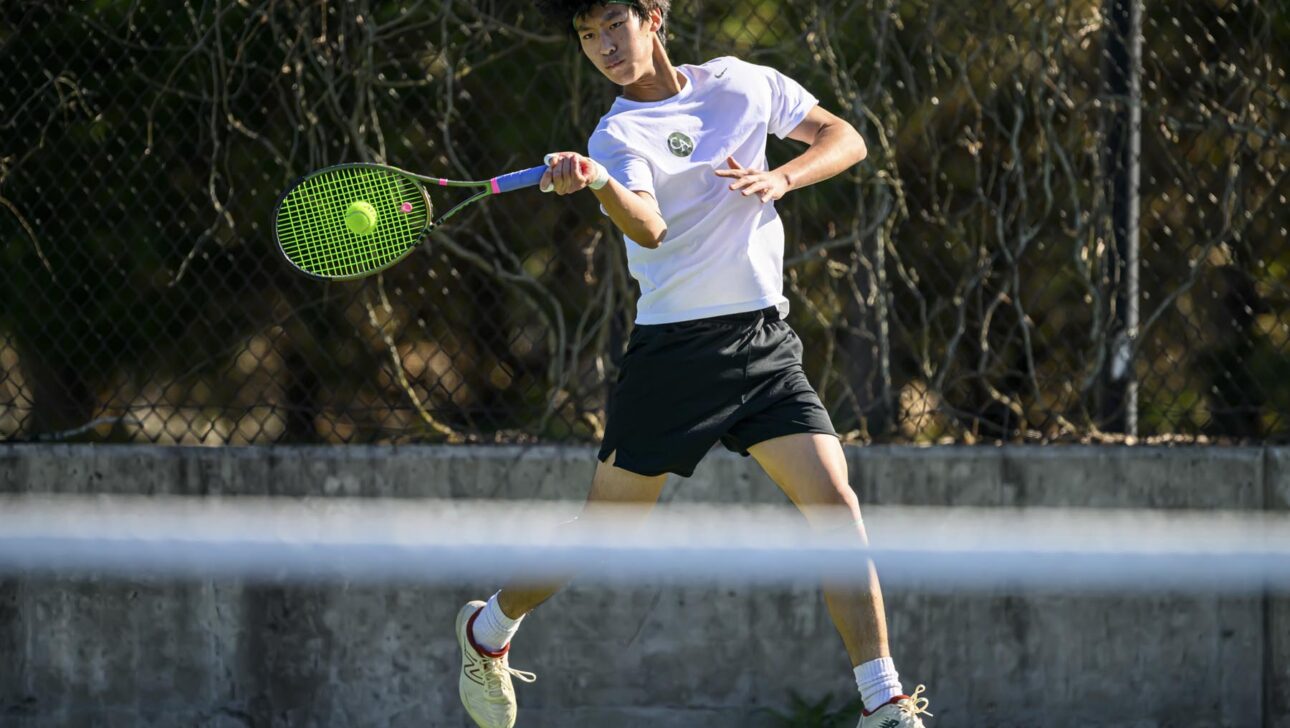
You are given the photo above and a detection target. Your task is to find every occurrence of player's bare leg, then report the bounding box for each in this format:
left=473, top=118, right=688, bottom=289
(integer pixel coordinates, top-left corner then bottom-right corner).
left=747, top=432, right=888, bottom=664
left=748, top=432, right=930, bottom=726
left=496, top=450, right=669, bottom=617
left=455, top=450, right=667, bottom=728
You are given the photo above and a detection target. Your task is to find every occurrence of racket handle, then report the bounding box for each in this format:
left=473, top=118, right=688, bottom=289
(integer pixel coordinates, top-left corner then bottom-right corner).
left=490, top=165, right=548, bottom=194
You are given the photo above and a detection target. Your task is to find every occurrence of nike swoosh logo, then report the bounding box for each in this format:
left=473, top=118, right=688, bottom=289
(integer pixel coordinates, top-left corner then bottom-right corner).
left=715, top=68, right=727, bottom=78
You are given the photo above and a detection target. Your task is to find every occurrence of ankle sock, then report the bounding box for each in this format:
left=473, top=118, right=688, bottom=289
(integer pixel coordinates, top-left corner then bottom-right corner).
left=855, top=656, right=903, bottom=711
left=470, top=592, right=524, bottom=654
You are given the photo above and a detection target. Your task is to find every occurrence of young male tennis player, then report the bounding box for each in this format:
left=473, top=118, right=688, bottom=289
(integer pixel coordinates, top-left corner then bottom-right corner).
left=454, top=2, right=931, bottom=726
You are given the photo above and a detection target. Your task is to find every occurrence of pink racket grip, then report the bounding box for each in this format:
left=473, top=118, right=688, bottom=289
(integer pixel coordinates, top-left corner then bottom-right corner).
left=490, top=165, right=548, bottom=194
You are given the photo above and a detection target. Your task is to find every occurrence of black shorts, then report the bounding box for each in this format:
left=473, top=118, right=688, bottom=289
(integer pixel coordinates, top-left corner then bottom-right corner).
left=598, top=306, right=837, bottom=477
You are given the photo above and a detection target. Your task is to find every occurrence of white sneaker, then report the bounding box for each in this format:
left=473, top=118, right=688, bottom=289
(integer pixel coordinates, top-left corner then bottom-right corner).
left=456, top=600, right=536, bottom=728
left=858, top=685, right=933, bottom=728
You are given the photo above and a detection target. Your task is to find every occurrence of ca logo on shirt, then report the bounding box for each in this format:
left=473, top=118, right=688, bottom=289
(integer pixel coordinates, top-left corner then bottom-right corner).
left=666, top=131, right=695, bottom=158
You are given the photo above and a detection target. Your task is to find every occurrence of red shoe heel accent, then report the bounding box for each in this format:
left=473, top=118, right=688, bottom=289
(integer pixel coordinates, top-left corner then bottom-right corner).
left=466, top=608, right=510, bottom=659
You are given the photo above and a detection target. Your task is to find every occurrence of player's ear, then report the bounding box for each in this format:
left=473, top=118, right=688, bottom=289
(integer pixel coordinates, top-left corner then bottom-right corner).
left=647, top=8, right=662, bottom=33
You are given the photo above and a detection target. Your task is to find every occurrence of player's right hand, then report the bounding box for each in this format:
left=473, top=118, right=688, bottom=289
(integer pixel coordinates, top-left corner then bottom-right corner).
left=541, top=152, right=607, bottom=195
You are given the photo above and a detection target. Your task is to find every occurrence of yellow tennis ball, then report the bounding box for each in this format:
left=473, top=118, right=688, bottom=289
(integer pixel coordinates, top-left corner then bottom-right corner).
left=344, top=201, right=378, bottom=235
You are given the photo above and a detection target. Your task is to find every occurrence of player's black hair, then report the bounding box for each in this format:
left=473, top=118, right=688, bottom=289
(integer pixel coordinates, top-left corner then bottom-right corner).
left=535, top=1, right=671, bottom=45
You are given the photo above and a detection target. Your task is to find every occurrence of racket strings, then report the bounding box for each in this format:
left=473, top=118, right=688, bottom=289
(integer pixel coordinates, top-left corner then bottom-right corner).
left=276, top=166, right=430, bottom=278
left=311, top=169, right=420, bottom=275
left=316, top=169, right=421, bottom=274
left=278, top=170, right=370, bottom=275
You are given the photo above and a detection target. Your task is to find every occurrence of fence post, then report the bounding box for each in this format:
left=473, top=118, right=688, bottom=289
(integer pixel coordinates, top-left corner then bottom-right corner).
left=1099, top=0, right=1141, bottom=436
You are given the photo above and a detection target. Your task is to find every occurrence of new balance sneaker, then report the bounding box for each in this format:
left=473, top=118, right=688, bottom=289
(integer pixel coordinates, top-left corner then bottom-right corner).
left=859, top=685, right=933, bottom=728
left=456, top=601, right=536, bottom=728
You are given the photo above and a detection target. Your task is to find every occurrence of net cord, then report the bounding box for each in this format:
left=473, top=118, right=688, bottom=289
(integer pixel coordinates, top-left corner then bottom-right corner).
left=2, top=496, right=1287, bottom=592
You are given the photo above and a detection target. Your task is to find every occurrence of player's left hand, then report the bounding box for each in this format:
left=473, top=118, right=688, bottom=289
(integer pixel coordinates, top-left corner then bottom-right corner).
left=715, top=156, right=790, bottom=203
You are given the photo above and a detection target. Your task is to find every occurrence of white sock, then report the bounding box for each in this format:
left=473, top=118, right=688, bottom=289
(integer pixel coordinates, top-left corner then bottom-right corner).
left=855, top=657, right=904, bottom=711
left=471, top=592, right=524, bottom=654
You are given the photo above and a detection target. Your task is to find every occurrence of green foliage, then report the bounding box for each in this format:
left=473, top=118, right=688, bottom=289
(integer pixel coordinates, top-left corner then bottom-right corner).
left=0, top=0, right=1285, bottom=443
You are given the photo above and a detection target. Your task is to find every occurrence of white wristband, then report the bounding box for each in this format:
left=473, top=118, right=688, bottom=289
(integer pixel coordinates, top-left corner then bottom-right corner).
left=588, top=159, right=609, bottom=190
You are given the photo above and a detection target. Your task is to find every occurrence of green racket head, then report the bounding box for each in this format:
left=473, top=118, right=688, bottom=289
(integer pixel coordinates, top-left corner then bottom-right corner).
left=273, top=163, right=432, bottom=280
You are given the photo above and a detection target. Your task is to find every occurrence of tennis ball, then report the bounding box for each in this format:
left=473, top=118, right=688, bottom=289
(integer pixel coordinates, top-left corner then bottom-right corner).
left=345, top=201, right=378, bottom=235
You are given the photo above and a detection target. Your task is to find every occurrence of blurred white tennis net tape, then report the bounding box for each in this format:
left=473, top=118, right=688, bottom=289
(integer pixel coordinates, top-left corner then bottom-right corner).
left=2, top=495, right=1288, bottom=592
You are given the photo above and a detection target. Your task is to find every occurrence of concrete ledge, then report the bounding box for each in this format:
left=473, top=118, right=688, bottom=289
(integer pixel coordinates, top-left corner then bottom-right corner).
left=0, top=444, right=1284, bottom=727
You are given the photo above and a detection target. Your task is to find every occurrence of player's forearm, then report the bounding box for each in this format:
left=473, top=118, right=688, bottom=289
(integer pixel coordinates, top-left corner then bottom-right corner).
left=594, top=179, right=667, bottom=248
left=775, top=120, right=867, bottom=192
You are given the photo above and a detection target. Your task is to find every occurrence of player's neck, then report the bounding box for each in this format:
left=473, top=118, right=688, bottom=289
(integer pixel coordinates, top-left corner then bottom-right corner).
left=619, top=40, right=684, bottom=102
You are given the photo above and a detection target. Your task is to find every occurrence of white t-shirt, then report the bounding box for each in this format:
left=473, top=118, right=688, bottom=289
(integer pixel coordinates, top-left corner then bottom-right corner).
left=587, top=57, right=819, bottom=325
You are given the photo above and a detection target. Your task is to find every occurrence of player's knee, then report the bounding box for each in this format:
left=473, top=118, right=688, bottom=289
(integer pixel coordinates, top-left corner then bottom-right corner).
left=789, top=480, right=861, bottom=513
left=815, top=477, right=860, bottom=509
left=838, top=482, right=862, bottom=511
left=794, top=479, right=862, bottom=527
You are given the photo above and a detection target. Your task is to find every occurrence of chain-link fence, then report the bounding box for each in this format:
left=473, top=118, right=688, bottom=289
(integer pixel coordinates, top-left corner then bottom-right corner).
left=1, top=0, right=1287, bottom=445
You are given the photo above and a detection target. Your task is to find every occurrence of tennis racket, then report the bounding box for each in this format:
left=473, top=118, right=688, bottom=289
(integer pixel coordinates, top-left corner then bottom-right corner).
left=272, top=161, right=547, bottom=280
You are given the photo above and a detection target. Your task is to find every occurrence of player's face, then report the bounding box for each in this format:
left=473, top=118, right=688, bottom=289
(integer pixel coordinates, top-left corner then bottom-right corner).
left=576, top=4, right=659, bottom=84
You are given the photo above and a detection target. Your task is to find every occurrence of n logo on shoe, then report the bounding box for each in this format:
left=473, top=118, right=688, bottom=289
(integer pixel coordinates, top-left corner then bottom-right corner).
left=463, top=657, right=486, bottom=686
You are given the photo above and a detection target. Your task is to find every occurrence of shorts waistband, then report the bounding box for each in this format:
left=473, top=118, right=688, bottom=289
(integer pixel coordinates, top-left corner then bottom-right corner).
left=642, top=306, right=782, bottom=330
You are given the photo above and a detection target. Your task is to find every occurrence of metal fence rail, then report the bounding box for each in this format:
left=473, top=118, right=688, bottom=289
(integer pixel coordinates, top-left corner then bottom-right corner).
left=1, top=0, right=1287, bottom=444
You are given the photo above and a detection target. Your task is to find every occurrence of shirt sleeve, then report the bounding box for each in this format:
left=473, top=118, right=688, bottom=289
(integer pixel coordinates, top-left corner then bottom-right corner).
left=752, top=63, right=820, bottom=139
left=588, top=131, right=655, bottom=200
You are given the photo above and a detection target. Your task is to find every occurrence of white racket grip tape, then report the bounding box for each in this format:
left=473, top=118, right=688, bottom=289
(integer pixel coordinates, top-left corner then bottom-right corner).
left=541, top=153, right=608, bottom=192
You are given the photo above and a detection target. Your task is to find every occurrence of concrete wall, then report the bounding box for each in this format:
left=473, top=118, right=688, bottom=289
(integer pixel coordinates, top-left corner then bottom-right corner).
left=0, top=444, right=1285, bottom=728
